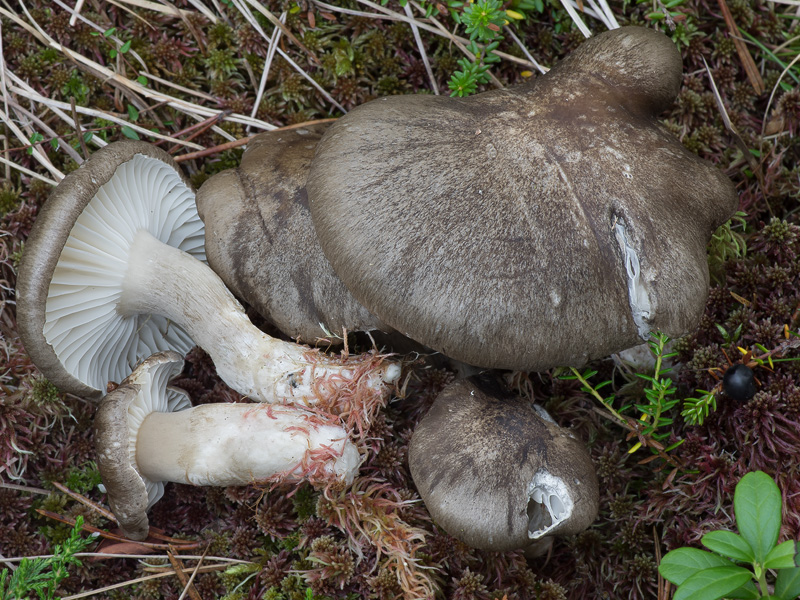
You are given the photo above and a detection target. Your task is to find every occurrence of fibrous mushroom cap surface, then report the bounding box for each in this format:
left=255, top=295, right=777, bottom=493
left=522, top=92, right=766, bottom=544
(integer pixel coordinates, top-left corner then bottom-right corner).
left=196, top=123, right=390, bottom=344
left=16, top=141, right=202, bottom=398
left=408, top=377, right=599, bottom=551
left=307, top=26, right=739, bottom=370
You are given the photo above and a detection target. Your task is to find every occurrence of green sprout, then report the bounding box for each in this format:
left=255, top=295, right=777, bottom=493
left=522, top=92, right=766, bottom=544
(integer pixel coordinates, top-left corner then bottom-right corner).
left=659, top=471, right=800, bottom=600
left=0, top=516, right=92, bottom=600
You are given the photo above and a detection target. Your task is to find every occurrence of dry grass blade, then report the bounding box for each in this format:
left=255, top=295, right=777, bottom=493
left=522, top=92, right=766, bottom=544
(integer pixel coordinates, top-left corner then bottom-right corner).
left=702, top=57, right=768, bottom=213
left=51, top=481, right=118, bottom=523
left=405, top=2, right=440, bottom=95
left=175, top=544, right=209, bottom=600
left=717, top=0, right=765, bottom=94
left=167, top=547, right=202, bottom=600
left=558, top=0, right=593, bottom=37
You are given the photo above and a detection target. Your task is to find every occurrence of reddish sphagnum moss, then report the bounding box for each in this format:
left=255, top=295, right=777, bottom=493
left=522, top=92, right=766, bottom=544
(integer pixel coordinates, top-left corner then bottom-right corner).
left=2, top=1, right=800, bottom=599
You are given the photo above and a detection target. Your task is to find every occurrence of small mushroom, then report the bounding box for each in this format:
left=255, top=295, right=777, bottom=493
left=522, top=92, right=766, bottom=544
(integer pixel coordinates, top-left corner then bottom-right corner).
left=196, top=123, right=392, bottom=344
left=94, top=350, right=360, bottom=540
left=16, top=141, right=399, bottom=403
left=307, top=26, right=739, bottom=371
left=408, top=377, right=598, bottom=552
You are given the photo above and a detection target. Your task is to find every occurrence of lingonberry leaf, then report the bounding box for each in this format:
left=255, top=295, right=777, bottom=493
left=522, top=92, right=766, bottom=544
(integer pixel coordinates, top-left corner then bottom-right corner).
left=775, top=566, right=800, bottom=600
left=659, top=547, right=734, bottom=585
left=734, top=471, right=782, bottom=563
left=672, top=566, right=753, bottom=600
left=765, top=540, right=799, bottom=570
left=702, top=530, right=755, bottom=563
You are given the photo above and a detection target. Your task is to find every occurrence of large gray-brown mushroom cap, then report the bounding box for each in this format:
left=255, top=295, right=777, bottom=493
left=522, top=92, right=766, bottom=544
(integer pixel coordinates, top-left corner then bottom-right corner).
left=196, top=123, right=390, bottom=344
left=408, top=377, right=599, bottom=551
left=16, top=142, right=203, bottom=398
left=307, top=26, right=739, bottom=371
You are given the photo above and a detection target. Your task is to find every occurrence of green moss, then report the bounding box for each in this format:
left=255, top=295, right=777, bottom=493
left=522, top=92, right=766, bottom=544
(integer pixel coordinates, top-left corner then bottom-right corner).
left=0, top=184, right=21, bottom=216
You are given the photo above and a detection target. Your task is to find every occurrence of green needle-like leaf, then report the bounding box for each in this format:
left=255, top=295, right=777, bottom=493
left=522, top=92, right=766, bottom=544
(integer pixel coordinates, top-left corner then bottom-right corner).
left=702, top=530, right=755, bottom=563
left=659, top=548, right=734, bottom=585
left=673, top=566, right=754, bottom=600
left=765, top=540, right=799, bottom=570
left=734, top=471, right=782, bottom=563
left=775, top=566, right=800, bottom=600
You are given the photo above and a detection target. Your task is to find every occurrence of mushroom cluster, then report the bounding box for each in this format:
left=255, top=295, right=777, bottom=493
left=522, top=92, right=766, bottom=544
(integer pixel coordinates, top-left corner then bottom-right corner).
left=16, top=25, right=740, bottom=550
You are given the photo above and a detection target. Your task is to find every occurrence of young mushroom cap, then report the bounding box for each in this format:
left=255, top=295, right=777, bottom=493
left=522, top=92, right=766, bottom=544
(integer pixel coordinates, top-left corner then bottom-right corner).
left=17, top=141, right=202, bottom=398
left=196, top=123, right=391, bottom=344
left=16, top=141, right=399, bottom=407
left=408, top=376, right=598, bottom=552
left=307, top=26, right=739, bottom=371
left=94, top=350, right=360, bottom=541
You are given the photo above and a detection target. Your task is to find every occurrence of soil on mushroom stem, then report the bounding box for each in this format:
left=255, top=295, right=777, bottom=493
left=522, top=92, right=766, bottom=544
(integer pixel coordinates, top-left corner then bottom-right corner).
left=2, top=1, right=800, bottom=599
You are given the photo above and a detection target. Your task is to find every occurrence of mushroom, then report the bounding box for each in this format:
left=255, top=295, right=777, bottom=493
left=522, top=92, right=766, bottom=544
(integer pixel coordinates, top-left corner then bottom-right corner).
left=195, top=123, right=391, bottom=344
left=16, top=141, right=399, bottom=403
left=408, top=376, right=598, bottom=552
left=307, top=26, right=739, bottom=371
left=94, top=350, right=360, bottom=540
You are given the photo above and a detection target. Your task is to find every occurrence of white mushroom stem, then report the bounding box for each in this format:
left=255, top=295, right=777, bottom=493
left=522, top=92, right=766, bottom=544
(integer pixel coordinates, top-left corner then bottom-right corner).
left=119, top=230, right=400, bottom=404
left=135, top=402, right=360, bottom=486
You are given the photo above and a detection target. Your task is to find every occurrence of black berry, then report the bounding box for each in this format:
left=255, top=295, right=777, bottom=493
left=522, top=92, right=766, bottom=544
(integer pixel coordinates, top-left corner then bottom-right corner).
left=722, top=364, right=757, bottom=402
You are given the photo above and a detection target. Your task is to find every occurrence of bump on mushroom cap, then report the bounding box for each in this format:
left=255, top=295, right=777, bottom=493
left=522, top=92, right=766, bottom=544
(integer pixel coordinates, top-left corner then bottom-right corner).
left=94, top=350, right=189, bottom=540
left=557, top=26, right=683, bottom=116
left=16, top=141, right=201, bottom=398
left=408, top=376, right=599, bottom=551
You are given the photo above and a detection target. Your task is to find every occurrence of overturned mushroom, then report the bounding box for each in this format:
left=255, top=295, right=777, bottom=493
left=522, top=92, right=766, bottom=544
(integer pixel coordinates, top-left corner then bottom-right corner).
left=307, top=26, right=739, bottom=371
left=408, top=377, right=598, bottom=552
left=196, top=123, right=391, bottom=344
left=16, top=141, right=399, bottom=404
left=95, top=350, right=360, bottom=540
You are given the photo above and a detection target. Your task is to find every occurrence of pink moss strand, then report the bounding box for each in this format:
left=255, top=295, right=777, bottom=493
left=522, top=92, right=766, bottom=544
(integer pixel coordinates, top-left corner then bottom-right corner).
left=301, top=347, right=397, bottom=440
left=317, top=476, right=436, bottom=599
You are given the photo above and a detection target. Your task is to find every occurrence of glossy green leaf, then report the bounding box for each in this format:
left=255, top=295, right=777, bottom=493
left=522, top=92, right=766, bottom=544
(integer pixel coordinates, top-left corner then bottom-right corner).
left=702, top=531, right=755, bottom=563
left=766, top=541, right=799, bottom=570
left=659, top=548, right=733, bottom=585
left=734, top=471, right=782, bottom=563
left=725, top=580, right=760, bottom=599
left=775, top=566, right=800, bottom=600
left=673, top=566, right=754, bottom=600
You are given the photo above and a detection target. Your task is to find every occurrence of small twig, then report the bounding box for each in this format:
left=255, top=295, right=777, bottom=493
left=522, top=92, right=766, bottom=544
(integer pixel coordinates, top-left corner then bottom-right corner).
left=0, top=481, right=51, bottom=495
left=166, top=110, right=231, bottom=154
left=70, top=97, right=90, bottom=160
left=240, top=0, right=322, bottom=67
left=717, top=0, right=765, bottom=94
left=173, top=118, right=337, bottom=162
left=168, top=547, right=202, bottom=600
left=176, top=544, right=209, bottom=600
left=405, top=2, right=439, bottom=95
left=52, top=481, right=118, bottom=523
left=35, top=509, right=203, bottom=551
left=503, top=26, right=548, bottom=74
left=68, top=0, right=85, bottom=25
